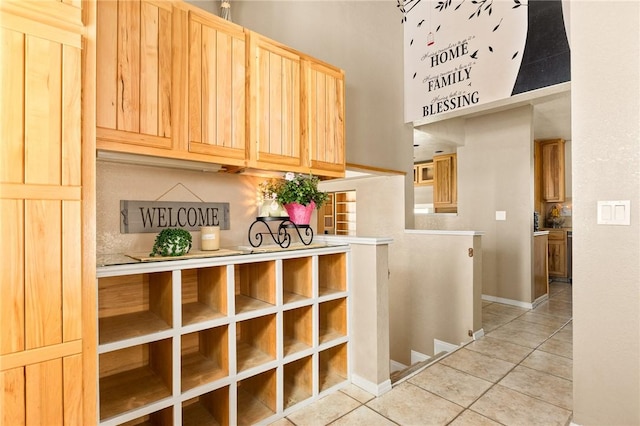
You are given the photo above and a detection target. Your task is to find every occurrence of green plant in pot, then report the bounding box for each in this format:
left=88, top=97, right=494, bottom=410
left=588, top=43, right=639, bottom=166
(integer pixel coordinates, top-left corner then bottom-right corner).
left=275, top=172, right=328, bottom=225
left=150, top=228, right=192, bottom=257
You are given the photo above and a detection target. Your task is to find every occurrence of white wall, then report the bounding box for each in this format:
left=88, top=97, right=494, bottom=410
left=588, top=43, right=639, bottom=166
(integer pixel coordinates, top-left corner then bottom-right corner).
left=320, top=175, right=481, bottom=365
left=415, top=106, right=536, bottom=303
left=571, top=1, right=640, bottom=424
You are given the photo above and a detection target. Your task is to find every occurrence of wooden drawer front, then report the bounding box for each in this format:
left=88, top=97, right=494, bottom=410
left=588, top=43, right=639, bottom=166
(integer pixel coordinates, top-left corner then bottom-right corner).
left=547, top=230, right=566, bottom=241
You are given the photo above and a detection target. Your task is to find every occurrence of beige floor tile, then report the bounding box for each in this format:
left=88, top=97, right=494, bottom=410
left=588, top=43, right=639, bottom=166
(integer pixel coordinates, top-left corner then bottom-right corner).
left=481, top=312, right=515, bottom=332
left=481, top=312, right=514, bottom=332
left=533, top=300, right=572, bottom=319
left=516, top=311, right=570, bottom=329
left=329, top=405, right=396, bottom=425
left=486, top=326, right=550, bottom=349
left=440, top=348, right=516, bottom=383
left=409, top=363, right=493, bottom=408
left=500, top=319, right=560, bottom=337
left=449, top=409, right=502, bottom=426
left=539, top=335, right=573, bottom=359
left=562, top=320, right=573, bottom=332
left=499, top=365, right=573, bottom=410
left=482, top=300, right=493, bottom=307
left=269, top=418, right=295, bottom=426
left=366, top=382, right=463, bottom=425
left=465, top=336, right=533, bottom=364
left=521, top=349, right=573, bottom=380
left=339, top=384, right=375, bottom=404
left=483, top=303, right=528, bottom=319
left=470, top=385, right=572, bottom=426
left=286, top=391, right=360, bottom=426
left=553, top=328, right=573, bottom=343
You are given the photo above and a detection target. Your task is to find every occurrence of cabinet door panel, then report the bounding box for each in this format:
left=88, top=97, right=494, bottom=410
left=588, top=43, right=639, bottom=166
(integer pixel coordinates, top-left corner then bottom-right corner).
left=188, top=12, right=246, bottom=161
left=433, top=153, right=457, bottom=212
left=249, top=32, right=301, bottom=169
left=541, top=139, right=565, bottom=202
left=97, top=0, right=173, bottom=148
left=304, top=60, right=345, bottom=176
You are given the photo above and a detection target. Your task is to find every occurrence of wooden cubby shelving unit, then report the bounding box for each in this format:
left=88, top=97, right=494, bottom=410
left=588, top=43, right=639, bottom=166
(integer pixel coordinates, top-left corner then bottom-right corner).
left=96, top=246, right=350, bottom=425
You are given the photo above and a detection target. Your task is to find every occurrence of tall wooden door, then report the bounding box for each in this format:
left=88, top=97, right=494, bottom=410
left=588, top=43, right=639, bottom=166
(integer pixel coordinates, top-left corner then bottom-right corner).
left=0, top=0, right=96, bottom=424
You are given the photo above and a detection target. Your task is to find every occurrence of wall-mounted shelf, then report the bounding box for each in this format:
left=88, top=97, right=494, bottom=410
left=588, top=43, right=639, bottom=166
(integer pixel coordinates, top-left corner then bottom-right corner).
left=96, top=246, right=350, bottom=425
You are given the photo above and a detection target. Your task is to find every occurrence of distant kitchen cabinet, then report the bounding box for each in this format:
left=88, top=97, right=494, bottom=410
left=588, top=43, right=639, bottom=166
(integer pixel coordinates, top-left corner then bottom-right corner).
left=317, top=191, right=356, bottom=236
left=548, top=229, right=568, bottom=278
left=534, top=233, right=549, bottom=300
left=433, top=153, right=457, bottom=213
left=414, top=162, right=434, bottom=186
left=540, top=139, right=565, bottom=202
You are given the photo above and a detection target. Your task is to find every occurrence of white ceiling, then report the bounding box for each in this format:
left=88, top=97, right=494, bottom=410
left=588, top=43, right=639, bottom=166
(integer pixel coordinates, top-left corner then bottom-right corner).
left=413, top=91, right=571, bottom=162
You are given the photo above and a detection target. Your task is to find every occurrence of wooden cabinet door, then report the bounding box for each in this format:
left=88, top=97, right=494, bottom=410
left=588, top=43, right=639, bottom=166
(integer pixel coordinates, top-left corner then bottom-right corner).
left=96, top=0, right=174, bottom=149
left=547, top=230, right=567, bottom=277
left=248, top=32, right=302, bottom=170
left=541, top=139, right=565, bottom=202
left=187, top=10, right=246, bottom=165
left=433, top=153, right=457, bottom=212
left=302, top=59, right=345, bottom=177
left=1, top=1, right=95, bottom=423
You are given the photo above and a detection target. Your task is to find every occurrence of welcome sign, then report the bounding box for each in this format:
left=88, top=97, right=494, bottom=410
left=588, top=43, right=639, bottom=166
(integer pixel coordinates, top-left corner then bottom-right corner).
left=120, top=200, right=230, bottom=234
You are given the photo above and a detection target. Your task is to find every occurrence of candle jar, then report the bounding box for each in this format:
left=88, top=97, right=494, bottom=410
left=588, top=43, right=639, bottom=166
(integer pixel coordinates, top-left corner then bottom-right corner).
left=200, top=226, right=220, bottom=251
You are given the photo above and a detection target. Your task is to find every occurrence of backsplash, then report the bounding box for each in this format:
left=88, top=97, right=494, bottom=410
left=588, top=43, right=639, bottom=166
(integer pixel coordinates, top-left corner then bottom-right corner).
left=96, top=161, right=263, bottom=255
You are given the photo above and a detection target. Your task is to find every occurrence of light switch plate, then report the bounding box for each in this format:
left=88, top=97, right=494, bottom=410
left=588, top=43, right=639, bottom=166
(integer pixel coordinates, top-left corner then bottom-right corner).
left=495, top=211, right=506, bottom=221
left=597, top=200, right=631, bottom=225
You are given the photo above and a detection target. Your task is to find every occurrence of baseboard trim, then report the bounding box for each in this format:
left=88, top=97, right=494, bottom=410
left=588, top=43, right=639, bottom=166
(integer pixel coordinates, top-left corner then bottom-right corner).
left=351, top=374, right=392, bottom=397
left=482, top=294, right=533, bottom=310
left=434, top=338, right=459, bottom=354
left=532, top=293, right=549, bottom=309
left=411, top=350, right=430, bottom=364
left=473, top=328, right=485, bottom=340
left=390, top=359, right=407, bottom=373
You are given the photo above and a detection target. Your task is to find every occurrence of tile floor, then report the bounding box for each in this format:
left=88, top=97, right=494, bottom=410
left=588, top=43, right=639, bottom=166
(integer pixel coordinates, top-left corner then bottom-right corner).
left=273, top=281, right=573, bottom=426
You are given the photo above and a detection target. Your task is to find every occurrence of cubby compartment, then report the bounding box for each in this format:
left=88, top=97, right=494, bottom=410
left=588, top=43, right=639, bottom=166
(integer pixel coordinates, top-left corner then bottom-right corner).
left=99, top=339, right=173, bottom=420
left=283, top=356, right=313, bottom=410
left=319, top=343, right=348, bottom=392
left=318, top=253, right=347, bottom=296
left=98, top=272, right=172, bottom=345
left=283, top=306, right=313, bottom=356
left=319, top=298, right=347, bottom=344
left=234, top=261, right=276, bottom=314
left=182, top=267, right=227, bottom=326
left=182, top=386, right=229, bottom=426
left=181, top=327, right=229, bottom=392
left=236, top=314, right=276, bottom=372
left=119, top=406, right=173, bottom=425
left=282, top=257, right=312, bottom=303
left=237, top=369, right=277, bottom=425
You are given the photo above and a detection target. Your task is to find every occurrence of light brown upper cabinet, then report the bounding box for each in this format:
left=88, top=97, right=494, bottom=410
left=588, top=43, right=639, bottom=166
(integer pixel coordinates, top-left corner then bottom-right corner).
left=302, top=59, right=346, bottom=177
left=97, top=0, right=175, bottom=150
left=187, top=9, right=246, bottom=165
left=248, top=31, right=302, bottom=171
left=433, top=153, right=457, bottom=213
left=539, top=138, right=565, bottom=202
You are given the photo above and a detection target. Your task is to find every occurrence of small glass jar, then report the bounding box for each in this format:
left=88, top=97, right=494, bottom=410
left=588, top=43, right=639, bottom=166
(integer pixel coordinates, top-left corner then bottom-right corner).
left=200, top=226, right=220, bottom=251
